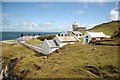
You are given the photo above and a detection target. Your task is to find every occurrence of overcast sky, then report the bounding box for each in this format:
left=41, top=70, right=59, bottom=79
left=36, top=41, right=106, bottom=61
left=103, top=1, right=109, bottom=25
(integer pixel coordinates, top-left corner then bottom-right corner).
left=1, top=1, right=119, bottom=32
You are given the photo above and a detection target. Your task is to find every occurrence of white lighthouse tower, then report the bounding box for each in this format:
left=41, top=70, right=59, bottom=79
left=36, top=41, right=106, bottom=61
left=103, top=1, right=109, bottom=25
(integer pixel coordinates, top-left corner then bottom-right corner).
left=72, top=21, right=80, bottom=31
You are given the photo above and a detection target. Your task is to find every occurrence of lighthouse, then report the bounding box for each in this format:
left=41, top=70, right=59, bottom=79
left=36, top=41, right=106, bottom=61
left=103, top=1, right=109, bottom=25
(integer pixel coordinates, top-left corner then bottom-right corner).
left=72, top=21, right=86, bottom=31
left=72, top=21, right=80, bottom=31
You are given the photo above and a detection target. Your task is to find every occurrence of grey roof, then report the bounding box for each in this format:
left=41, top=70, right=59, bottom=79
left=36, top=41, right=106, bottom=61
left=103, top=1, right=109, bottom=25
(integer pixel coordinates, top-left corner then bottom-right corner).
left=47, top=40, right=59, bottom=48
left=72, top=31, right=82, bottom=35
left=58, top=36, right=78, bottom=42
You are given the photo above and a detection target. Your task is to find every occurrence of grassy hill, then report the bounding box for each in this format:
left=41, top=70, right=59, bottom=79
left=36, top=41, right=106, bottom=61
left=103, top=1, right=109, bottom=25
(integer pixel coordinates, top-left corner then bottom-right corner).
left=1, top=40, right=119, bottom=79
left=1, top=21, right=120, bottom=79
left=87, top=21, right=120, bottom=36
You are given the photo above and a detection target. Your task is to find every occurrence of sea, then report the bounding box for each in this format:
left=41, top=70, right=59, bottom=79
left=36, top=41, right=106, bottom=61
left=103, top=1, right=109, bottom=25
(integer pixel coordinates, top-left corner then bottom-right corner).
left=0, top=31, right=60, bottom=41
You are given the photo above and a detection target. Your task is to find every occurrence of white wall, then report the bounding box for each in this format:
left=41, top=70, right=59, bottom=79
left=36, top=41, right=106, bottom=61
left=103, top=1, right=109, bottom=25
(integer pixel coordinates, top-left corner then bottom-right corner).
left=78, top=35, right=83, bottom=38
left=83, top=32, right=92, bottom=43
left=16, top=40, right=26, bottom=43
left=54, top=36, right=77, bottom=47
left=54, top=36, right=61, bottom=47
left=41, top=39, right=59, bottom=55
left=59, top=43, right=68, bottom=47
left=54, top=37, right=74, bottom=47
left=41, top=40, right=51, bottom=55
left=51, top=47, right=59, bottom=52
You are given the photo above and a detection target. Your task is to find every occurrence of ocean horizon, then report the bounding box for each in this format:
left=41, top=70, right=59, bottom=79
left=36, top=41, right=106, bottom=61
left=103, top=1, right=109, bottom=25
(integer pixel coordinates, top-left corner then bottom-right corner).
left=0, top=31, right=60, bottom=41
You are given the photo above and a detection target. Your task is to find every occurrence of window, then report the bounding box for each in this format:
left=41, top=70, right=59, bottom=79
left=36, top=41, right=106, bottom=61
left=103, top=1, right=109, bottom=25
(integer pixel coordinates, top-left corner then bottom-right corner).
left=86, top=36, right=88, bottom=38
left=61, top=34, right=63, bottom=36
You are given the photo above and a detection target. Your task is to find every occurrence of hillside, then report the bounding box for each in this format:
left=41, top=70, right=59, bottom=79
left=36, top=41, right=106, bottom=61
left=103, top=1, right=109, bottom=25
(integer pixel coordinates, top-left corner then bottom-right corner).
left=88, top=21, right=120, bottom=36
left=1, top=40, right=119, bottom=79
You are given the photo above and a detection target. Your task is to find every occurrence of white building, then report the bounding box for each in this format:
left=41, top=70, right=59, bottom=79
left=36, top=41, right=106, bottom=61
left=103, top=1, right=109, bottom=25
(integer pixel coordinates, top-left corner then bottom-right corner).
left=16, top=36, right=33, bottom=43
left=59, top=31, right=72, bottom=36
left=83, top=31, right=106, bottom=44
left=72, top=31, right=83, bottom=38
left=54, top=35, right=79, bottom=47
left=59, top=31, right=83, bottom=39
left=40, top=35, right=79, bottom=55
left=72, top=21, right=86, bottom=31
left=41, top=39, right=59, bottom=55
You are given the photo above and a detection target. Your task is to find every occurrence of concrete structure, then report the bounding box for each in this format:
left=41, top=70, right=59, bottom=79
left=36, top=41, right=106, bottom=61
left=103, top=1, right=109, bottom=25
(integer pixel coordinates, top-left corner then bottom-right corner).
left=20, top=32, right=79, bottom=55
left=83, top=31, right=106, bottom=43
left=59, top=31, right=83, bottom=39
left=41, top=39, right=59, bottom=55
left=40, top=34, right=79, bottom=55
left=16, top=36, right=33, bottom=43
left=72, top=31, right=83, bottom=38
left=54, top=35, right=79, bottom=47
left=72, top=21, right=86, bottom=31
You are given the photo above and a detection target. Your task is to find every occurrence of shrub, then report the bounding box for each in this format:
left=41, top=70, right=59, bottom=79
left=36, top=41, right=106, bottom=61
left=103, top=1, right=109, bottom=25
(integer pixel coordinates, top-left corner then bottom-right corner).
left=37, top=35, right=56, bottom=41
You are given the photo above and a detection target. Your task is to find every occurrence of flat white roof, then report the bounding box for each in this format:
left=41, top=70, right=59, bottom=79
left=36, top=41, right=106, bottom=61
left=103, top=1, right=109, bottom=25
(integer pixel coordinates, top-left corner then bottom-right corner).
left=72, top=31, right=82, bottom=34
left=87, top=31, right=106, bottom=38
left=58, top=36, right=78, bottom=42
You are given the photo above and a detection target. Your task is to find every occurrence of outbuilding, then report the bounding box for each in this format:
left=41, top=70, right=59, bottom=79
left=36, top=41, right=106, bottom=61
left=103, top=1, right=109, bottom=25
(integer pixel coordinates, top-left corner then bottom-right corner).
left=53, top=35, right=79, bottom=47
left=72, top=31, right=83, bottom=38
left=16, top=36, right=33, bottom=43
left=40, top=35, right=79, bottom=55
left=83, top=31, right=106, bottom=43
left=41, top=39, right=59, bottom=55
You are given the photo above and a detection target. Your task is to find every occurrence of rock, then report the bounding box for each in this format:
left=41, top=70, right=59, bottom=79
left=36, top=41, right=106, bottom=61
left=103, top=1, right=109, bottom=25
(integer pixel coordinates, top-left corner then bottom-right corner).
left=101, top=72, right=111, bottom=79
left=55, top=49, right=59, bottom=53
left=21, top=70, right=25, bottom=74
left=92, top=48, right=96, bottom=50
left=34, top=64, right=41, bottom=70
left=3, top=57, right=8, bottom=60
left=2, top=58, right=19, bottom=80
left=85, top=65, right=100, bottom=76
left=107, top=64, right=119, bottom=73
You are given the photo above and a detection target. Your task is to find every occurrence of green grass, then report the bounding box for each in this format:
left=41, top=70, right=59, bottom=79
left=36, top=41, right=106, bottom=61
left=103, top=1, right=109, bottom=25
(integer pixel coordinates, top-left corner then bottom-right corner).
left=3, top=40, right=16, bottom=42
left=88, top=21, right=120, bottom=36
left=2, top=41, right=119, bottom=78
left=99, top=40, right=119, bottom=44
left=79, top=38, right=83, bottom=42
left=37, top=35, right=56, bottom=41
left=26, top=38, right=43, bottom=44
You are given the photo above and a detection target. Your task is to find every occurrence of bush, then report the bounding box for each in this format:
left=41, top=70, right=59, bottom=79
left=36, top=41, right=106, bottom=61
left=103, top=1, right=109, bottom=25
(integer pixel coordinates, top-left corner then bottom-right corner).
left=37, top=35, right=56, bottom=41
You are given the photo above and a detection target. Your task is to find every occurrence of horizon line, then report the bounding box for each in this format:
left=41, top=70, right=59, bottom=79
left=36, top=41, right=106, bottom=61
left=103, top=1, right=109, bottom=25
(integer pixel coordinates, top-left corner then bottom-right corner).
left=2, top=0, right=119, bottom=2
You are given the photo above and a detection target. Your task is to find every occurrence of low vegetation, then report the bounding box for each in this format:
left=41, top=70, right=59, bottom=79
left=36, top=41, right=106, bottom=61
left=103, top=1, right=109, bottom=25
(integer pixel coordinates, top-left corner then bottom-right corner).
left=98, top=39, right=119, bottom=45
left=37, top=35, right=56, bottom=41
left=1, top=21, right=119, bottom=79
left=88, top=21, right=120, bottom=36
left=1, top=40, right=119, bottom=79
left=26, top=38, right=43, bottom=44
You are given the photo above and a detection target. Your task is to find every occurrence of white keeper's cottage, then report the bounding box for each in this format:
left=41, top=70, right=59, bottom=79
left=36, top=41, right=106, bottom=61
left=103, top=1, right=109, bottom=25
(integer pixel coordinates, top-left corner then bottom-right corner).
left=54, top=35, right=79, bottom=47
left=40, top=35, right=79, bottom=55
left=16, top=36, right=33, bottom=43
left=83, top=31, right=106, bottom=44
left=71, top=31, right=83, bottom=38
left=59, top=31, right=83, bottom=39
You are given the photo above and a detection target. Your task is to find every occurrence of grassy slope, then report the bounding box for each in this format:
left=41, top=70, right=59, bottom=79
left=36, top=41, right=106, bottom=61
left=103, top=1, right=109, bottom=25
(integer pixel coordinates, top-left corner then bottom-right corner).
left=1, top=21, right=120, bottom=78
left=88, top=21, right=120, bottom=36
left=26, top=38, right=43, bottom=44
left=1, top=41, right=119, bottom=78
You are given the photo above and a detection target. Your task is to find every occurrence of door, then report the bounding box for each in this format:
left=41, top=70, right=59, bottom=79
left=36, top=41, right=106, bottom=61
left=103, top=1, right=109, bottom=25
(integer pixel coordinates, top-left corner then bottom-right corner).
left=86, top=38, right=88, bottom=43
left=85, top=36, right=88, bottom=43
